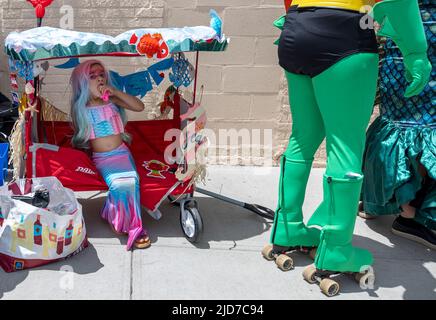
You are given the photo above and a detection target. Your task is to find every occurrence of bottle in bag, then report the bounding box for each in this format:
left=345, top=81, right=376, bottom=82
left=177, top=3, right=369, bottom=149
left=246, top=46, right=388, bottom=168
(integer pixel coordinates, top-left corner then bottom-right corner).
left=49, top=222, right=57, bottom=242
left=0, top=208, right=4, bottom=227
left=64, top=220, right=74, bottom=246
left=57, top=236, right=64, bottom=255
left=34, top=215, right=42, bottom=245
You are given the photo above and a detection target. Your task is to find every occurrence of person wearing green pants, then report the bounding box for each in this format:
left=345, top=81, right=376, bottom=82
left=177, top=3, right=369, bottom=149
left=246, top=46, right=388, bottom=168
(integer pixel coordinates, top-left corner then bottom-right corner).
left=262, top=0, right=431, bottom=296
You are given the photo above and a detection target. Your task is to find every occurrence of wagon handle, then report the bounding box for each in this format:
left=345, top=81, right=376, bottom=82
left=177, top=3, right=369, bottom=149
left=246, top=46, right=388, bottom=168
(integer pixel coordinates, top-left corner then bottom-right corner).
left=195, top=187, right=275, bottom=221
left=243, top=203, right=275, bottom=220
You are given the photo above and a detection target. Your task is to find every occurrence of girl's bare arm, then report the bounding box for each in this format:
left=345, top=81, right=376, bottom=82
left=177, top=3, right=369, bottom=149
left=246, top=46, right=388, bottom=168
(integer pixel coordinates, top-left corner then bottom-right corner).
left=111, top=89, right=144, bottom=112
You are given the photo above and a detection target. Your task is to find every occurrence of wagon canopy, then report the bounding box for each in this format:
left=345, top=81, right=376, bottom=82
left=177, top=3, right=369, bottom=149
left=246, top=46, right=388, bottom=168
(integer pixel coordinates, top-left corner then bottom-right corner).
left=5, top=25, right=228, bottom=62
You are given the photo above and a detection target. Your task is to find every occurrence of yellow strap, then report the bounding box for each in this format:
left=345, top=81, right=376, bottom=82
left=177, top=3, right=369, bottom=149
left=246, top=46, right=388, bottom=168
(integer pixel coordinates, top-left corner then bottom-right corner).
left=291, top=0, right=375, bottom=11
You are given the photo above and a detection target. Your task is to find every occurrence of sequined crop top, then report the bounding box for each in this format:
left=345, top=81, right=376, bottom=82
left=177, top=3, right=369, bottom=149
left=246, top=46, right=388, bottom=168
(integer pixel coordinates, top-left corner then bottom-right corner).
left=87, top=103, right=125, bottom=140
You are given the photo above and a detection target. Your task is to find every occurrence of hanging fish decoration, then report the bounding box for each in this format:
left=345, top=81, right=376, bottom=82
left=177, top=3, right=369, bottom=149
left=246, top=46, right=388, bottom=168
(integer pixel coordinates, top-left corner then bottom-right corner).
left=54, top=58, right=80, bottom=69
left=209, top=9, right=222, bottom=39
left=169, top=53, right=195, bottom=88
left=129, top=33, right=169, bottom=59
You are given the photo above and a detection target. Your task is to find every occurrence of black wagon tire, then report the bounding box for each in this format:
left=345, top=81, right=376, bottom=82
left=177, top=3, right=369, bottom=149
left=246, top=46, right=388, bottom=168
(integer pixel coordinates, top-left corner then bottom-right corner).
left=180, top=201, right=203, bottom=243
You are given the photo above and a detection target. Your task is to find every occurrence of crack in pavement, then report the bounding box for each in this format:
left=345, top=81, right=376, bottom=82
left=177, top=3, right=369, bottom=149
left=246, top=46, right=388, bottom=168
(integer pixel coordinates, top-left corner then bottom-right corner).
left=129, top=251, right=133, bottom=300
left=229, top=240, right=237, bottom=250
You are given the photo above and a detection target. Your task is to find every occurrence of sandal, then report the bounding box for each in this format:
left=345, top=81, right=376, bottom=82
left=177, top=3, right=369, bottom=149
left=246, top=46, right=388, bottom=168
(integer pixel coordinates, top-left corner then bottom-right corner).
left=134, top=235, right=151, bottom=249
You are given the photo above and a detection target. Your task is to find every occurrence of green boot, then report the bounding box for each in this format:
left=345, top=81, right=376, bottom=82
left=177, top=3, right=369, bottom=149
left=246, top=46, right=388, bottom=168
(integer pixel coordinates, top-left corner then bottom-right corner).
left=307, top=175, right=331, bottom=229
left=263, top=157, right=320, bottom=270
left=269, top=156, right=320, bottom=248
left=313, top=175, right=373, bottom=273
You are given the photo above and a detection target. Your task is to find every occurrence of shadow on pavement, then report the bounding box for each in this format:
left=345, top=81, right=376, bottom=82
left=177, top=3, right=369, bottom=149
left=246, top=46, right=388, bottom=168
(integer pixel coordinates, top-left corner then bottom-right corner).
left=79, top=194, right=271, bottom=249
left=0, top=269, right=28, bottom=299
left=144, top=197, right=270, bottom=249
left=76, top=193, right=436, bottom=299
left=356, top=215, right=436, bottom=299
left=0, top=244, right=103, bottom=299
left=316, top=233, right=435, bottom=299
left=78, top=196, right=129, bottom=246
left=259, top=230, right=435, bottom=299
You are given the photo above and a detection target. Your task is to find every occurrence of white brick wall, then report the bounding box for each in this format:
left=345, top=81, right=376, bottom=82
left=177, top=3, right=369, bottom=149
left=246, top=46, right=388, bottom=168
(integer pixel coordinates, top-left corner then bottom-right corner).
left=163, top=1, right=304, bottom=166
left=1, top=0, right=379, bottom=167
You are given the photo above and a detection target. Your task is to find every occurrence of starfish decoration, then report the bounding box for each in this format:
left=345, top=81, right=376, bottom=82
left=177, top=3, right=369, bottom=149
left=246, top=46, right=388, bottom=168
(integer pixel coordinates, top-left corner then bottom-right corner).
left=24, top=82, right=39, bottom=114
left=26, top=100, right=39, bottom=114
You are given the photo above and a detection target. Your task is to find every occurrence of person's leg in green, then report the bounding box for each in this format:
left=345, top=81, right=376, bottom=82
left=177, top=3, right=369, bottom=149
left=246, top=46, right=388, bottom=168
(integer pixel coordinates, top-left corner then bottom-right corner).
left=265, top=72, right=325, bottom=266
left=307, top=53, right=379, bottom=273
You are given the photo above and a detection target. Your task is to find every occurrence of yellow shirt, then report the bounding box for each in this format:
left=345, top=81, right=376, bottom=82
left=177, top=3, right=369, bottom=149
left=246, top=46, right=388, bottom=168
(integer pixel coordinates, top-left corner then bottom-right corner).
left=291, top=0, right=376, bottom=12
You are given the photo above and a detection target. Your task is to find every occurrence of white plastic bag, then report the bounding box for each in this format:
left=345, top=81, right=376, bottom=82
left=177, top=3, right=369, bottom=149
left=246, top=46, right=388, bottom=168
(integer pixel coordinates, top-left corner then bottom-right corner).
left=0, top=177, right=88, bottom=272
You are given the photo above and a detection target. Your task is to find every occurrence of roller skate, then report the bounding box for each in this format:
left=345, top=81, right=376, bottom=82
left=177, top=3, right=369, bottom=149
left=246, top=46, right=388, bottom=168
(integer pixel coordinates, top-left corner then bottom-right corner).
left=262, top=244, right=317, bottom=271
left=262, top=157, right=320, bottom=271
left=303, top=174, right=375, bottom=297
left=302, top=265, right=375, bottom=297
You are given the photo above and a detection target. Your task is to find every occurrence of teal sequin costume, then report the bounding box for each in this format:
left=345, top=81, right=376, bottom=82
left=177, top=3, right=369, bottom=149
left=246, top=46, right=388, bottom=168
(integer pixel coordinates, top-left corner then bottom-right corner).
left=362, top=0, right=436, bottom=230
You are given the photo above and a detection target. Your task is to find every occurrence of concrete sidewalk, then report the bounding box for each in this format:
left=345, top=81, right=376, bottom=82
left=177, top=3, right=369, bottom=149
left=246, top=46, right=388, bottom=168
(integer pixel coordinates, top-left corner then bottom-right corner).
left=1, top=166, right=435, bottom=300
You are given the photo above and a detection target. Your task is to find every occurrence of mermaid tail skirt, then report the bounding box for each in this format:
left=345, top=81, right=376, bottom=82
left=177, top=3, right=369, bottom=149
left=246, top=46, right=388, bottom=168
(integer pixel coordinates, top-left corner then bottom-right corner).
left=361, top=3, right=435, bottom=229
left=93, top=143, right=146, bottom=250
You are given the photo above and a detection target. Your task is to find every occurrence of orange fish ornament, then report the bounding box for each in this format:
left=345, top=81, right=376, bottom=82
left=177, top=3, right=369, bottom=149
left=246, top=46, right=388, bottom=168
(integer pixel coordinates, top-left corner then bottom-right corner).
left=130, top=33, right=169, bottom=59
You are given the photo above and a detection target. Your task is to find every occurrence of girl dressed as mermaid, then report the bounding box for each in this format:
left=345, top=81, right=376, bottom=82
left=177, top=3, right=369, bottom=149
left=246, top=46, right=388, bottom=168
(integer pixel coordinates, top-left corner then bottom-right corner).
left=70, top=59, right=150, bottom=250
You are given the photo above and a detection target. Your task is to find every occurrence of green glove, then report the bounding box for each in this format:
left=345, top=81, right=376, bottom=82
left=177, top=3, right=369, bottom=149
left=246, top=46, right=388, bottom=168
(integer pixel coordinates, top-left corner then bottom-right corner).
left=372, top=0, right=431, bottom=97
left=273, top=15, right=286, bottom=45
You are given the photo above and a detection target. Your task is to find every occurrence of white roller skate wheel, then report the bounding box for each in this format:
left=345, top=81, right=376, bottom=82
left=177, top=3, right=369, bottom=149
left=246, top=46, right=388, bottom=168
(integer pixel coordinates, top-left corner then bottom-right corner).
left=355, top=271, right=375, bottom=289
left=302, top=264, right=317, bottom=284
left=275, top=254, right=294, bottom=271
left=261, top=244, right=274, bottom=261
left=320, top=278, right=340, bottom=297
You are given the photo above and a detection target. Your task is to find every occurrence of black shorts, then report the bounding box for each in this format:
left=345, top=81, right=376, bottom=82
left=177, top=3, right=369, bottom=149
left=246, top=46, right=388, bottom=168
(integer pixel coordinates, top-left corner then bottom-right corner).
left=278, top=6, right=378, bottom=78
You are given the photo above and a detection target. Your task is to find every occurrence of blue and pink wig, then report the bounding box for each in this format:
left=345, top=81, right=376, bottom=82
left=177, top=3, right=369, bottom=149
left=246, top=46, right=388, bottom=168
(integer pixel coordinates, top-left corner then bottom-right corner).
left=70, top=59, right=129, bottom=148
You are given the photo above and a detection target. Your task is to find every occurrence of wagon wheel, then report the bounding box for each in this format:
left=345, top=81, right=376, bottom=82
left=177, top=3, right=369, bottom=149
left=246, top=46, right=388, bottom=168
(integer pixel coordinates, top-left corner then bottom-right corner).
left=168, top=193, right=193, bottom=206
left=180, top=200, right=203, bottom=243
